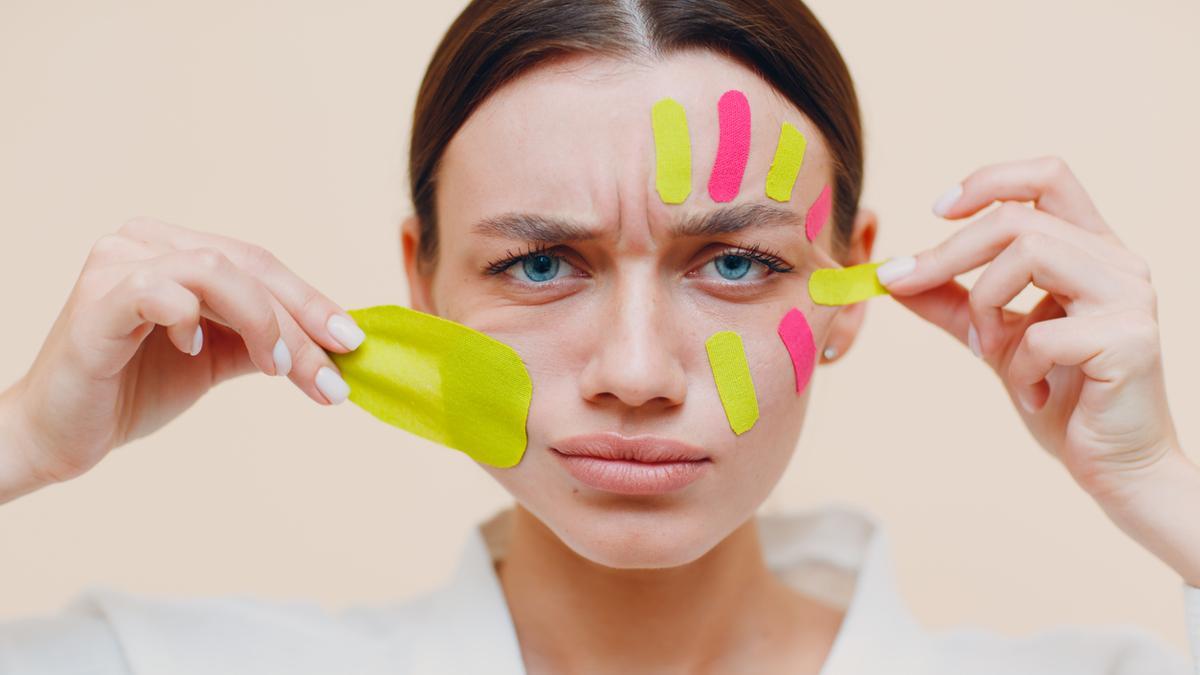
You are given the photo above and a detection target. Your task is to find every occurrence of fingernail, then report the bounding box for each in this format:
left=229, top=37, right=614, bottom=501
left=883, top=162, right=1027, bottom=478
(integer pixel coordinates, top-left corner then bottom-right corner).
left=932, top=183, right=963, bottom=217
left=190, top=325, right=203, bottom=356
left=967, top=321, right=982, bottom=358
left=876, top=255, right=916, bottom=286
left=272, top=338, right=292, bottom=377
left=315, top=366, right=350, bottom=404
left=327, top=314, right=366, bottom=351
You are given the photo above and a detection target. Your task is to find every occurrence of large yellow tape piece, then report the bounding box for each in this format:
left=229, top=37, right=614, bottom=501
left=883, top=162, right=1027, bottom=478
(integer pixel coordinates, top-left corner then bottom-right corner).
left=808, top=262, right=891, bottom=306
left=328, top=305, right=533, bottom=468
left=652, top=98, right=692, bottom=205
left=704, top=331, right=759, bottom=436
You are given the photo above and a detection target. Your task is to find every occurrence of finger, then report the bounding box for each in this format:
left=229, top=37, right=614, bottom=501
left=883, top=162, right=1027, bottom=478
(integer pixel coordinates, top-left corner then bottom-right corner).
left=83, top=233, right=160, bottom=270
left=881, top=202, right=1145, bottom=297
left=188, top=282, right=351, bottom=405
left=146, top=248, right=288, bottom=376
left=99, top=228, right=358, bottom=396
left=118, top=217, right=364, bottom=353
left=1007, top=310, right=1159, bottom=413
left=270, top=301, right=351, bottom=405
left=934, top=156, right=1109, bottom=234
left=967, top=232, right=1154, bottom=358
left=201, top=322, right=260, bottom=384
left=887, top=278, right=1024, bottom=357
left=1025, top=292, right=1068, bottom=326
left=888, top=280, right=970, bottom=345
left=76, top=273, right=202, bottom=379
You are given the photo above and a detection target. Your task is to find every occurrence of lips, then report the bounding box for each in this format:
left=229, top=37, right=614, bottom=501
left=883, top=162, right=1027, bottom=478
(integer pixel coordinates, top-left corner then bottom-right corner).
left=550, top=432, right=712, bottom=495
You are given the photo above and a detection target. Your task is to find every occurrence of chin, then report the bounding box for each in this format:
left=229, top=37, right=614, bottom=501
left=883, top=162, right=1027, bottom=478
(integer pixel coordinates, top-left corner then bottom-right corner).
left=533, top=498, right=744, bottom=569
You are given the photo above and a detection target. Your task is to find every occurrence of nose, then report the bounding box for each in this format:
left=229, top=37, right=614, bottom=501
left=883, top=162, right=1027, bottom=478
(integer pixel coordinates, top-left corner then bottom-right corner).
left=576, top=271, right=689, bottom=411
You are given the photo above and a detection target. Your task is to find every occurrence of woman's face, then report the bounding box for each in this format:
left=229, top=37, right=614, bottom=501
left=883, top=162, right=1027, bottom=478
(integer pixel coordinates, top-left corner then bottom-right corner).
left=403, top=49, right=875, bottom=568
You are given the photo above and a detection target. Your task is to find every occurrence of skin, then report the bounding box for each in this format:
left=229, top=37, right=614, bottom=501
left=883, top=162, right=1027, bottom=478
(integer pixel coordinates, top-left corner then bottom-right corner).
left=409, top=51, right=869, bottom=569
left=401, top=50, right=870, bottom=673
left=0, top=47, right=1195, bottom=675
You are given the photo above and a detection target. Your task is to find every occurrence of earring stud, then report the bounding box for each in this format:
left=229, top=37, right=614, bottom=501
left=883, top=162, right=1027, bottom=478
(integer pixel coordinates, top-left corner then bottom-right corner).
left=823, top=346, right=838, bottom=361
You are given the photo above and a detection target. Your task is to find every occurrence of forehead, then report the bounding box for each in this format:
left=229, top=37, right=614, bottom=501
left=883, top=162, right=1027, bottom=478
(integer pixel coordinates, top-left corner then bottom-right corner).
left=436, top=49, right=832, bottom=243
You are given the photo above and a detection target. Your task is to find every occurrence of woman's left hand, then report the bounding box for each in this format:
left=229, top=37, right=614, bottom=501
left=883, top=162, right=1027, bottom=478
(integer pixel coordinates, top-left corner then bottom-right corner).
left=876, top=156, right=1200, bottom=586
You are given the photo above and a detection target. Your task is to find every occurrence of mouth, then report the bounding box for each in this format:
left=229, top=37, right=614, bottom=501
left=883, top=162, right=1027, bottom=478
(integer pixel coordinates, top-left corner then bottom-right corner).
left=550, top=432, right=712, bottom=496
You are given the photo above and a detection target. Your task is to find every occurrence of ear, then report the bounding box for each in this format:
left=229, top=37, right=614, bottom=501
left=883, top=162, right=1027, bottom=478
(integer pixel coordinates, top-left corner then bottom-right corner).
left=821, top=207, right=878, bottom=363
left=400, top=214, right=436, bottom=315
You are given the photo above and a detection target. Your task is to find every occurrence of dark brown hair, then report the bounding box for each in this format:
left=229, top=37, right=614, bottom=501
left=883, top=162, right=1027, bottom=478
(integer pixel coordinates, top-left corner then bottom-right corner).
left=410, top=0, right=863, bottom=274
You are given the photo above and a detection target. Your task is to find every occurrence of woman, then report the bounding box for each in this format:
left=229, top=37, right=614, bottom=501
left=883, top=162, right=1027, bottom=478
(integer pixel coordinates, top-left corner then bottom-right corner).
left=1, top=0, right=1196, bottom=673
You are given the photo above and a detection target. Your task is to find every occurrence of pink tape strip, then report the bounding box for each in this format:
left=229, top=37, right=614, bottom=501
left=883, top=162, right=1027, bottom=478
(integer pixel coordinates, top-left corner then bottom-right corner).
left=777, top=308, right=816, bottom=394
left=708, top=90, right=751, bottom=203
left=805, top=184, right=832, bottom=242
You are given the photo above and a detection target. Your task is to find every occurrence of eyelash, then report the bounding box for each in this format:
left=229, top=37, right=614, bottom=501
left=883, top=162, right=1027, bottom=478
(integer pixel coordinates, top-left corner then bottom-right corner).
left=481, top=241, right=795, bottom=276
left=712, top=241, right=796, bottom=275
left=483, top=242, right=562, bottom=275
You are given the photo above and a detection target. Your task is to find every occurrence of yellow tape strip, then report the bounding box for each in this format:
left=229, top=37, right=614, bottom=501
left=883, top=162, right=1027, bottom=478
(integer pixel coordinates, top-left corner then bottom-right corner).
left=328, top=305, right=532, bottom=468
left=652, top=98, right=692, bottom=204
left=705, top=331, right=759, bottom=435
left=808, top=262, right=891, bottom=306
left=765, top=122, right=807, bottom=202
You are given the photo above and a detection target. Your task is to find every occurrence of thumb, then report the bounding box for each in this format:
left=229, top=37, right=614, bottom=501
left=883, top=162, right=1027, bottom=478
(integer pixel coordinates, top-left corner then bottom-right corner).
left=885, top=279, right=972, bottom=350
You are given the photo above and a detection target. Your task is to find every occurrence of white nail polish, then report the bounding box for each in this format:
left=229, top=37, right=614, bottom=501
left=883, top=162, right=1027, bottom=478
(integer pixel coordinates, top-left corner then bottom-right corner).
left=932, top=183, right=963, bottom=217
left=315, top=367, right=350, bottom=404
left=876, top=255, right=916, bottom=286
left=190, top=325, right=203, bottom=356
left=327, top=314, right=366, bottom=351
left=272, top=338, right=292, bottom=377
left=967, top=322, right=982, bottom=358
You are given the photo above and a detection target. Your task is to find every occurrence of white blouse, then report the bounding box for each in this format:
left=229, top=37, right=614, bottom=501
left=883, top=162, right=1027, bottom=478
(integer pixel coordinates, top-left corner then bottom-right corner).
left=2, top=502, right=1197, bottom=674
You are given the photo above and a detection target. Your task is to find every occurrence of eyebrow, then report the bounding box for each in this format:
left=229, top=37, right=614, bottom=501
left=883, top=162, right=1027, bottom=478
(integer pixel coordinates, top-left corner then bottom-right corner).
left=470, top=202, right=806, bottom=244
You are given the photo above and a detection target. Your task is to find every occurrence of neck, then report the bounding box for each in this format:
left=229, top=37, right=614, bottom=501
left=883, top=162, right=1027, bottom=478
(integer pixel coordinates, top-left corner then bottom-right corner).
left=496, top=504, right=841, bottom=674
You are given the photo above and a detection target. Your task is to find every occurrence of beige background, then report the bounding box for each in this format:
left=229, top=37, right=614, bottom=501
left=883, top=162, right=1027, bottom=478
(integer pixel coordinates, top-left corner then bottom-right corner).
left=2, top=0, right=1198, bottom=654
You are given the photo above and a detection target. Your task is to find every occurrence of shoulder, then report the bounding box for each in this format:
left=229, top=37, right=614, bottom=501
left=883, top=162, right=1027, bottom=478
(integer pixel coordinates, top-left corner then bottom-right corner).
left=0, top=588, right=127, bottom=674
left=0, top=585, right=446, bottom=675
left=925, top=622, right=1191, bottom=674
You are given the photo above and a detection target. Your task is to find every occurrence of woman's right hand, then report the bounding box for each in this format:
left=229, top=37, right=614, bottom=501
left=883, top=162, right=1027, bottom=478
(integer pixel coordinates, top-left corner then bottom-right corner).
left=0, top=217, right=367, bottom=503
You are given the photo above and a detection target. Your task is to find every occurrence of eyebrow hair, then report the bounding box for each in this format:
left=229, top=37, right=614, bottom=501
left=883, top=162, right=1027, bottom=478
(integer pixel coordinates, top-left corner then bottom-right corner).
left=470, top=202, right=805, bottom=244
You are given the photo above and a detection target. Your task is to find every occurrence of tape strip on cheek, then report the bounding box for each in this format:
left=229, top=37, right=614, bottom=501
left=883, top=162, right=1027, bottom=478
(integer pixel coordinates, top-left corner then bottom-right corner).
left=652, top=98, right=692, bottom=204
left=765, top=122, right=807, bottom=202
left=328, top=305, right=533, bottom=469
left=805, top=184, right=833, bottom=242
left=808, top=262, right=892, bottom=306
left=708, top=89, right=751, bottom=203
left=705, top=330, right=760, bottom=435
left=777, top=308, right=816, bottom=394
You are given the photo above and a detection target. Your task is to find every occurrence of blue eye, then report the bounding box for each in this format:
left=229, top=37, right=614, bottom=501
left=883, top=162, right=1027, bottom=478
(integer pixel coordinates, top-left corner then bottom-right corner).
left=701, top=253, right=770, bottom=282
left=520, top=253, right=561, bottom=282
left=713, top=254, right=753, bottom=280
left=699, top=244, right=794, bottom=283
left=483, top=246, right=578, bottom=284
left=483, top=243, right=792, bottom=287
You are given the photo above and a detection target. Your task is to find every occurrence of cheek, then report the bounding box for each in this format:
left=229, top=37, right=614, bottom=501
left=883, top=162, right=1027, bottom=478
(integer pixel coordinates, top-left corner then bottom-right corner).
left=745, top=319, right=812, bottom=433
left=450, top=300, right=823, bottom=453
left=706, top=317, right=814, bottom=497
left=707, top=306, right=820, bottom=439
